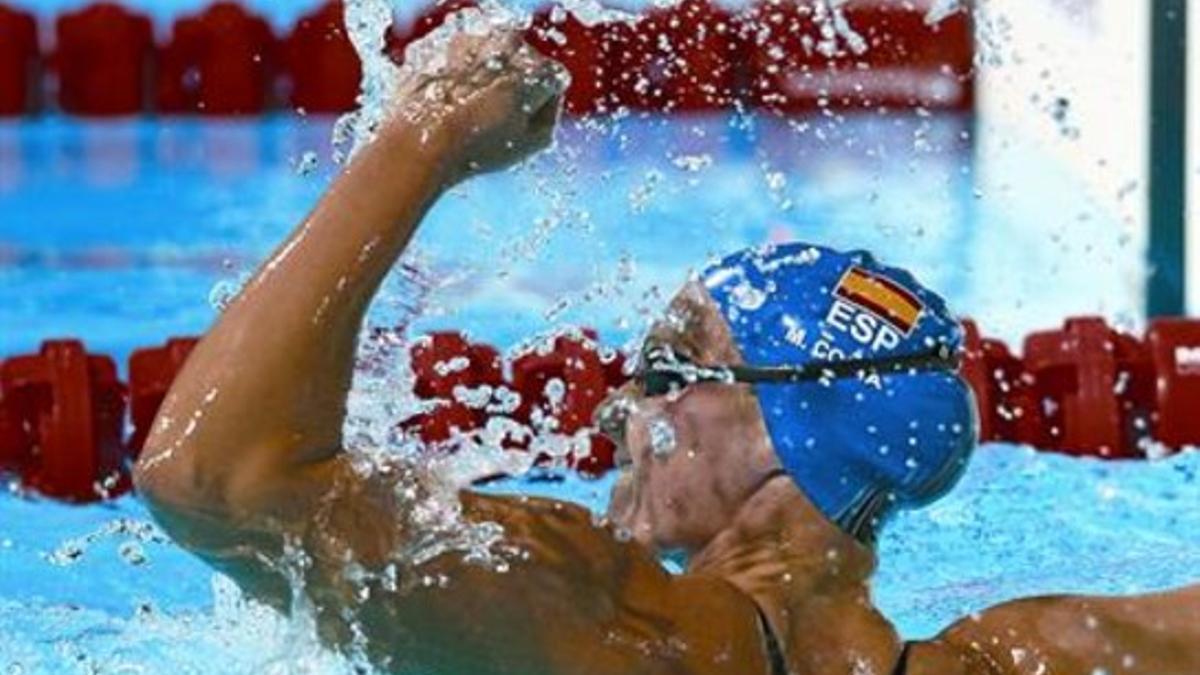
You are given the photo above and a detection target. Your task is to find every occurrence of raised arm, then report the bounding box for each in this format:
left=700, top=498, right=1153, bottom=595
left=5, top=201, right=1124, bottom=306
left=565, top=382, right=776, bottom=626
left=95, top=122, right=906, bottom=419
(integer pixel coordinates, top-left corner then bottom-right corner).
left=133, top=29, right=562, bottom=561
left=132, top=29, right=791, bottom=675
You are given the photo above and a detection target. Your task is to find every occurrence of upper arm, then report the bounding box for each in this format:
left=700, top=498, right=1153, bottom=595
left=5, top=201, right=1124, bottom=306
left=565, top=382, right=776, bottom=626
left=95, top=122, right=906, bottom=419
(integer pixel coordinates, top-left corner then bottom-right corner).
left=136, top=449, right=372, bottom=612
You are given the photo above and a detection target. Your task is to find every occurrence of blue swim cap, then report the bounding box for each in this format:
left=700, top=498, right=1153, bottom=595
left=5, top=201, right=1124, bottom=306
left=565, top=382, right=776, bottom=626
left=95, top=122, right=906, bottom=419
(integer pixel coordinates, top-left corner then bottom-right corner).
left=702, top=242, right=977, bottom=539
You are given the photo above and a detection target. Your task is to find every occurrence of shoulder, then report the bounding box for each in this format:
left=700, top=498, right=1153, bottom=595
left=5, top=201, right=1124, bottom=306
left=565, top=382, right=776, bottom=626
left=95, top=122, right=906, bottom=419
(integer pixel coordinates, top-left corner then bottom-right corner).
left=402, top=491, right=774, bottom=675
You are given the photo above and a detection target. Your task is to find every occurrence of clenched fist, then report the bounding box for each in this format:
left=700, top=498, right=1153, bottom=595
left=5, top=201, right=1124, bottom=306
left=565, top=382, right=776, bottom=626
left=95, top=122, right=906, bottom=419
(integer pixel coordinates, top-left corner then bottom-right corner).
left=388, top=18, right=567, bottom=184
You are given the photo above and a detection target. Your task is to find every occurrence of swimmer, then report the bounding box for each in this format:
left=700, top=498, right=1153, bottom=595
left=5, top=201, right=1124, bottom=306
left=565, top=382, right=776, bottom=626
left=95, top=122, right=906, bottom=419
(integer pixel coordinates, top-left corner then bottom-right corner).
left=134, top=28, right=1200, bottom=675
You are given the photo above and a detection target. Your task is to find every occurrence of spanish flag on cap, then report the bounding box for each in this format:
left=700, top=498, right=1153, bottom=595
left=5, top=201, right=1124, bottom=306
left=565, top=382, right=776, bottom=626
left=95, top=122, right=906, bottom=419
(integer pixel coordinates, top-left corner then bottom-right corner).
left=834, top=266, right=925, bottom=335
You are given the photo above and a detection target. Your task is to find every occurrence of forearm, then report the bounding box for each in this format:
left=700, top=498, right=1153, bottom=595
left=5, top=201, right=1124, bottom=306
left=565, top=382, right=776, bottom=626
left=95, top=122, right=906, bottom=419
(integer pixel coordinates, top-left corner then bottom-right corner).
left=136, top=122, right=454, bottom=506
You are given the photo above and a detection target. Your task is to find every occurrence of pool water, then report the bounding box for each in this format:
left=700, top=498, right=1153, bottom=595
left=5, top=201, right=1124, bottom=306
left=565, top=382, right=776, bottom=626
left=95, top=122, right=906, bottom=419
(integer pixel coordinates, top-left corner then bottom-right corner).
left=1, top=112, right=1140, bottom=361
left=1, top=114, right=1191, bottom=672
left=3, top=447, right=1199, bottom=672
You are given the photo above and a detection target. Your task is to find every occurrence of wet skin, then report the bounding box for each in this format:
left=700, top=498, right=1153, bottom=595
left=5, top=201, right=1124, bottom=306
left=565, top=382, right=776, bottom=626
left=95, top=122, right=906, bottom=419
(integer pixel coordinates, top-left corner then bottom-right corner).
left=134, top=27, right=1200, bottom=675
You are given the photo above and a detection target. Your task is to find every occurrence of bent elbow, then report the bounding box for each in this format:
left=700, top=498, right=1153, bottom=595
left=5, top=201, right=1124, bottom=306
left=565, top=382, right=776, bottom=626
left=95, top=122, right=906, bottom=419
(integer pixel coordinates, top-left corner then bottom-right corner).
left=133, top=413, right=249, bottom=517
left=134, top=434, right=301, bottom=528
left=133, top=440, right=201, bottom=514
left=133, top=424, right=239, bottom=519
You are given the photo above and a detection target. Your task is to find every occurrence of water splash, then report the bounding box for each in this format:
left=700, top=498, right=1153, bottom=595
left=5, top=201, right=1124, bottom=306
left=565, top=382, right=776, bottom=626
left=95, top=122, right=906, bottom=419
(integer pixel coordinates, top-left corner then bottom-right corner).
left=207, top=272, right=251, bottom=311
left=648, top=416, right=678, bottom=459
left=45, top=518, right=168, bottom=568
left=924, top=0, right=966, bottom=25
left=331, top=0, right=400, bottom=163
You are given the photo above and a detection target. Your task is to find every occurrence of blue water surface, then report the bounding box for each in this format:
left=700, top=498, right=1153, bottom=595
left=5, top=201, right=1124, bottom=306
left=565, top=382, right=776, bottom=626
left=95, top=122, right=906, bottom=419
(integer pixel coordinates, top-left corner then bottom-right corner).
left=1, top=113, right=1137, bottom=363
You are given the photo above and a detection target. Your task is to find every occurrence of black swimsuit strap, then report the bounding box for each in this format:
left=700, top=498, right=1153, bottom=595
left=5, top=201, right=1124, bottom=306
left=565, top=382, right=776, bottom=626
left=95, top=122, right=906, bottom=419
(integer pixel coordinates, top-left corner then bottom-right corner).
left=754, top=604, right=788, bottom=675
left=754, top=604, right=913, bottom=675
left=894, top=643, right=913, bottom=675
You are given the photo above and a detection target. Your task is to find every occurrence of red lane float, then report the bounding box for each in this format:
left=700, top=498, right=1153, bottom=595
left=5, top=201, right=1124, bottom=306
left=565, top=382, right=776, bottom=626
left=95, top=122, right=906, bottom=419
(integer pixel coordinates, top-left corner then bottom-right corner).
left=410, top=331, right=503, bottom=399
left=959, top=319, right=997, bottom=441
left=964, top=317, right=1162, bottom=459
left=526, top=8, right=608, bottom=115
left=157, top=2, right=277, bottom=115
left=1146, top=320, right=1200, bottom=451
left=400, top=329, right=626, bottom=475
left=284, top=0, right=362, bottom=113
left=0, top=341, right=128, bottom=502
left=511, top=332, right=603, bottom=432
left=618, top=0, right=743, bottom=112
left=744, top=0, right=973, bottom=113
left=527, top=2, right=741, bottom=116
left=0, top=4, right=39, bottom=116
left=10, top=315, right=1200, bottom=504
left=1022, top=318, right=1151, bottom=459
left=404, top=401, right=481, bottom=447
left=128, top=338, right=199, bottom=455
left=402, top=331, right=503, bottom=445
left=55, top=3, right=154, bottom=116
left=508, top=331, right=625, bottom=474
left=4, top=0, right=979, bottom=118
left=0, top=392, right=31, bottom=477
left=844, top=0, right=974, bottom=111
left=960, top=320, right=1042, bottom=446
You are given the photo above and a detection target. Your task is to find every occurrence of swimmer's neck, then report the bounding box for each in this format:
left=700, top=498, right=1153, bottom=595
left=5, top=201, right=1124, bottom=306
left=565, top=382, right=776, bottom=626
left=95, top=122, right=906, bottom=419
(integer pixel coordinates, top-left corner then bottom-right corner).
left=687, top=474, right=870, bottom=583
left=688, top=475, right=903, bottom=674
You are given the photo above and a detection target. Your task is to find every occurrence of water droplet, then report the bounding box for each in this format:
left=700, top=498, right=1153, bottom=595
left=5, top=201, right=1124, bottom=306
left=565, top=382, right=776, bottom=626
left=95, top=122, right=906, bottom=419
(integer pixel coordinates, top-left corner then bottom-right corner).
left=649, top=417, right=678, bottom=459
left=295, top=151, right=319, bottom=176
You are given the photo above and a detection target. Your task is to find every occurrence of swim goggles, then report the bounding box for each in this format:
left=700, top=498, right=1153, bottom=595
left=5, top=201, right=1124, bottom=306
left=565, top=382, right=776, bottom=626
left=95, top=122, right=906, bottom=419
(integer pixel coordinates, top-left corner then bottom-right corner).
left=637, top=343, right=961, bottom=397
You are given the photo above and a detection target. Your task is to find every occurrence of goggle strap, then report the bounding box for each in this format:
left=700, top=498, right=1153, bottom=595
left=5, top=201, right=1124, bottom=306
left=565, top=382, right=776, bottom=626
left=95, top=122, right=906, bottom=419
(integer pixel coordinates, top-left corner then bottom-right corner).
left=724, top=346, right=960, bottom=385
